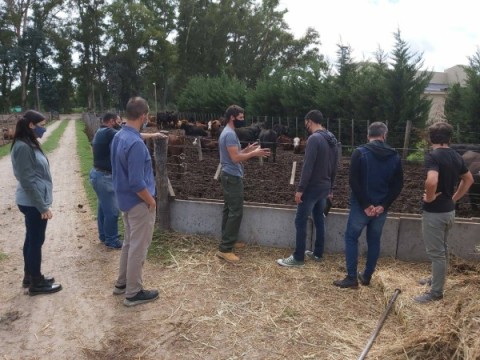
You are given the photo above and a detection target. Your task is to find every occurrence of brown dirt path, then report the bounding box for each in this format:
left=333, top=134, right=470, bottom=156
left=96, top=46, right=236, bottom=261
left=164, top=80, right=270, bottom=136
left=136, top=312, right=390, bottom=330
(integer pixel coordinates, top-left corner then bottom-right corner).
left=0, top=117, right=121, bottom=359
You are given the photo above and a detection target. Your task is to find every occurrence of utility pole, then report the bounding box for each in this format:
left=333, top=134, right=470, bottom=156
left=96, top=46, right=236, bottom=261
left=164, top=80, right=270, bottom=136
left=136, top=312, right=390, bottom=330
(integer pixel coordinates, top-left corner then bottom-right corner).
left=153, top=82, right=158, bottom=115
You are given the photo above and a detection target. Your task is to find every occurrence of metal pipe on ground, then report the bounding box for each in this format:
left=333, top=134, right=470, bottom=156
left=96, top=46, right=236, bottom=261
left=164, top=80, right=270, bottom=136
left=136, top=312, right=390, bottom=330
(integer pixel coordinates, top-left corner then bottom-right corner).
left=358, top=288, right=401, bottom=360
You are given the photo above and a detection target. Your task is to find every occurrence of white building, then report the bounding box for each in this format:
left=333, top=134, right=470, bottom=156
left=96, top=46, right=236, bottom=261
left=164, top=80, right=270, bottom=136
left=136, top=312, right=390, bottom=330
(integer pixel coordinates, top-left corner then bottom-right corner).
left=423, top=65, right=467, bottom=123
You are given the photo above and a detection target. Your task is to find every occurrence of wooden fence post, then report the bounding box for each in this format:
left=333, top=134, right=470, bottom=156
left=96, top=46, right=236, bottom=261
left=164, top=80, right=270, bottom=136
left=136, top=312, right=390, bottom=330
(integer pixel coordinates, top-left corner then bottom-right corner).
left=154, top=136, right=170, bottom=231
left=402, top=120, right=412, bottom=160
left=351, top=119, right=355, bottom=147
left=338, top=119, right=342, bottom=144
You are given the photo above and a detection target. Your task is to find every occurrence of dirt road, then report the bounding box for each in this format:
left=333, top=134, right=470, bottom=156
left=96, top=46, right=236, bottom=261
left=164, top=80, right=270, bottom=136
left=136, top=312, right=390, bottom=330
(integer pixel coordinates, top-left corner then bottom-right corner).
left=2, top=117, right=477, bottom=360
left=0, top=118, right=121, bottom=359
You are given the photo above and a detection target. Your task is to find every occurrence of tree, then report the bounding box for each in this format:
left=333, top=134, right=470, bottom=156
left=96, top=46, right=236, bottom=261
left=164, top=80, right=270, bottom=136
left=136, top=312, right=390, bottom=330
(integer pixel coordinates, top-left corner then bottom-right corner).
left=350, top=49, right=389, bottom=122
left=177, top=74, right=246, bottom=114
left=444, top=82, right=466, bottom=142
left=71, top=0, right=106, bottom=111
left=383, top=29, right=432, bottom=147
left=458, top=51, right=480, bottom=142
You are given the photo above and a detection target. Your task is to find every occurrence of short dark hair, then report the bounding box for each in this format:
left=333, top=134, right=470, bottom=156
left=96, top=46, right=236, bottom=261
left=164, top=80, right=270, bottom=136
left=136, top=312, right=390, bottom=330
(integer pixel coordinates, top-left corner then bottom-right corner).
left=305, top=110, right=324, bottom=124
left=428, top=121, right=453, bottom=145
left=224, top=105, right=244, bottom=120
left=103, top=112, right=117, bottom=123
left=126, top=97, right=149, bottom=120
left=368, top=122, right=388, bottom=138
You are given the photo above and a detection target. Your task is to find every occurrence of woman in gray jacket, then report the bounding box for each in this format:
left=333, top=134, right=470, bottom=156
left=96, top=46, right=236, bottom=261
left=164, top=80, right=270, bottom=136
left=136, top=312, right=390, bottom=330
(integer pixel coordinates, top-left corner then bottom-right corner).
left=10, top=110, right=62, bottom=296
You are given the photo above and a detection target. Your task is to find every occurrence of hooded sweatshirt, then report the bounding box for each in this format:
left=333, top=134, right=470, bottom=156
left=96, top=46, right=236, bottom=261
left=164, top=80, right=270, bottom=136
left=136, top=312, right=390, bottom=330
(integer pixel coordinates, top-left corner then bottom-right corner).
left=349, top=140, right=403, bottom=210
left=297, top=130, right=338, bottom=195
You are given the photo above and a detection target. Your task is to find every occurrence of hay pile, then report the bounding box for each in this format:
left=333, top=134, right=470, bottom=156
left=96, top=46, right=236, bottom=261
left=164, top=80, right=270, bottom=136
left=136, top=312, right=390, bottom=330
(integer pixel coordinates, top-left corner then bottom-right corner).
left=83, top=232, right=480, bottom=359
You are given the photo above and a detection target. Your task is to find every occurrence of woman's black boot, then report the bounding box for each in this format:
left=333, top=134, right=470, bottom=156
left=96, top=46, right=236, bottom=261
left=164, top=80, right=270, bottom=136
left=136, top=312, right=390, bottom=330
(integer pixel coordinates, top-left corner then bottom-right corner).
left=22, top=273, right=55, bottom=288
left=29, top=275, right=62, bottom=296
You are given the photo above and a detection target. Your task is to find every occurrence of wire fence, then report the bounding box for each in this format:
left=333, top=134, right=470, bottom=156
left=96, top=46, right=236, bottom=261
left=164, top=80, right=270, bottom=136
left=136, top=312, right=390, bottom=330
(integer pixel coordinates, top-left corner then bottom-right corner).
left=0, top=112, right=57, bottom=147
left=82, top=112, right=480, bottom=217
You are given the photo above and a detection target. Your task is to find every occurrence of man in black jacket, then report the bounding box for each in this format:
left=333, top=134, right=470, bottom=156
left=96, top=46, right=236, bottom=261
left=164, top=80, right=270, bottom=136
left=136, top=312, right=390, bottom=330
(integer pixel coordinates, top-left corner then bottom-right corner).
left=334, top=122, right=403, bottom=288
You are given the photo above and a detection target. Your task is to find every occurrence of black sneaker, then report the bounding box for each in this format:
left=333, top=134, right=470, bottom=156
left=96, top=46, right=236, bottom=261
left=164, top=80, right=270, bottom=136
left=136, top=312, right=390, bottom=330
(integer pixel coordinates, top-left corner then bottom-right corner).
left=123, top=289, right=159, bottom=307
left=358, top=272, right=371, bottom=286
left=413, top=291, right=443, bottom=303
left=333, top=276, right=359, bottom=289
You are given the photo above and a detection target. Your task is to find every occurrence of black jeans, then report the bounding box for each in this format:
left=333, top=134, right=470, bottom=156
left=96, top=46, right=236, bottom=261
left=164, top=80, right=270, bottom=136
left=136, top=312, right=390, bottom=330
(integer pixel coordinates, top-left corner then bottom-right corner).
left=220, top=172, right=244, bottom=252
left=18, top=205, right=48, bottom=277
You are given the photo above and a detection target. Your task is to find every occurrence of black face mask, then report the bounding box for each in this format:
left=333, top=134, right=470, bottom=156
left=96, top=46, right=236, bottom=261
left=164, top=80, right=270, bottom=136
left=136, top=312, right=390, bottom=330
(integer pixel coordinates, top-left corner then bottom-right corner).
left=305, top=121, right=312, bottom=135
left=113, top=124, right=122, bottom=130
left=234, top=119, right=245, bottom=128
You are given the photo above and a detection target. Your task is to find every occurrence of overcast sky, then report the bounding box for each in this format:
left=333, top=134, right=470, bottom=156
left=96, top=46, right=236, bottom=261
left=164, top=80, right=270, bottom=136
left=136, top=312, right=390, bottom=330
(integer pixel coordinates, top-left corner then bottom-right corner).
left=279, top=0, right=479, bottom=72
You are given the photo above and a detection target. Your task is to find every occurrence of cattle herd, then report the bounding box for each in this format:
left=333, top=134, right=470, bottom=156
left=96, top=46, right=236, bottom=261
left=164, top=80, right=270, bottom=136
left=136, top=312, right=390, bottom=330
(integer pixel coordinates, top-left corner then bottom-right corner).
left=143, top=112, right=308, bottom=164
left=140, top=113, right=480, bottom=215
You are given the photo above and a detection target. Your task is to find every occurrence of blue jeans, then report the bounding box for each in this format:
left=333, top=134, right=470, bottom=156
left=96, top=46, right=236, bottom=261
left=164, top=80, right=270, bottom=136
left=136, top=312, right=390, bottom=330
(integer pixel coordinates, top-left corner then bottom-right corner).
left=89, top=169, right=120, bottom=246
left=18, top=205, right=48, bottom=277
left=344, top=198, right=387, bottom=278
left=422, top=210, right=455, bottom=296
left=293, top=188, right=327, bottom=261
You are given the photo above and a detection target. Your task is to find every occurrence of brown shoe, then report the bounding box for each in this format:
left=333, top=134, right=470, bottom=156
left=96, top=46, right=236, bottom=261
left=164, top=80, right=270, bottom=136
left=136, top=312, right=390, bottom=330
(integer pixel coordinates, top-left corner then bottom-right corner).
left=234, top=242, right=246, bottom=249
left=216, top=251, right=240, bottom=262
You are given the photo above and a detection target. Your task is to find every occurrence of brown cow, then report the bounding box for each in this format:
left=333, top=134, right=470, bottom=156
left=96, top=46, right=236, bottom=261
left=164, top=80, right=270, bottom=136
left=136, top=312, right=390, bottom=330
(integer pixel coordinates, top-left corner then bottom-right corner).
left=200, top=137, right=218, bottom=150
left=278, top=134, right=293, bottom=151
left=167, top=133, right=186, bottom=179
left=293, top=137, right=306, bottom=154
left=208, top=119, right=222, bottom=139
left=2, top=128, right=14, bottom=140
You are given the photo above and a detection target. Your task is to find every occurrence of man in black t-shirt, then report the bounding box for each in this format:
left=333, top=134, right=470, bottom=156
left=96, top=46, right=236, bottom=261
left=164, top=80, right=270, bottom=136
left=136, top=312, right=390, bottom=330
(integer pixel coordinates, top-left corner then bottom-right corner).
left=414, top=122, right=473, bottom=303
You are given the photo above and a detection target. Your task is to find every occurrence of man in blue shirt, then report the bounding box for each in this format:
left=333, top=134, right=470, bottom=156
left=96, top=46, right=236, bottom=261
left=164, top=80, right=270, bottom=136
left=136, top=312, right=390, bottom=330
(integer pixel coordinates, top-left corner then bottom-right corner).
left=334, top=122, right=403, bottom=288
left=111, top=96, right=166, bottom=307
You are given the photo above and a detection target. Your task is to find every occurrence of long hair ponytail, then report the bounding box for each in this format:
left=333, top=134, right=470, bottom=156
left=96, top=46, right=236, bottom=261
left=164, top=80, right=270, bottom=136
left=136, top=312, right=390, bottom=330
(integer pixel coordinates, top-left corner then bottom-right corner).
left=11, top=110, right=46, bottom=151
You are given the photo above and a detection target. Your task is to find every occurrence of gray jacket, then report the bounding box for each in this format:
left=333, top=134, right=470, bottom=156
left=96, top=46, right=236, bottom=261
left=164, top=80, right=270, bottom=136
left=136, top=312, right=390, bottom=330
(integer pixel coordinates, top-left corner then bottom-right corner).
left=11, top=140, right=53, bottom=213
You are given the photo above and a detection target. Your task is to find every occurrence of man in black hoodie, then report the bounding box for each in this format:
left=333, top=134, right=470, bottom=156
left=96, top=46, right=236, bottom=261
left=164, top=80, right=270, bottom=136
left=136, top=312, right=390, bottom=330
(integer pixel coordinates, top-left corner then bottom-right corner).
left=334, top=122, right=403, bottom=288
left=277, top=109, right=338, bottom=267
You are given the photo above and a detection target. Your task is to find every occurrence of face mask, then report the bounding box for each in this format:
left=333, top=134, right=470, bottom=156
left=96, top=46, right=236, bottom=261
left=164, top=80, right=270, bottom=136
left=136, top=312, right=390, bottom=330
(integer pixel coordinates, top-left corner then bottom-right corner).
left=113, top=124, right=122, bottom=130
left=233, top=119, right=245, bottom=128
left=304, top=121, right=311, bottom=135
left=33, top=125, right=47, bottom=138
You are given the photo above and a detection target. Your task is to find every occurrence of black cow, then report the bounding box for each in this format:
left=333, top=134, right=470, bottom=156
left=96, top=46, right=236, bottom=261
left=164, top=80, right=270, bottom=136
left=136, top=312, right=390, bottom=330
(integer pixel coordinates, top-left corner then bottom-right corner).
left=234, top=123, right=262, bottom=148
left=179, top=121, right=208, bottom=137
left=259, top=129, right=278, bottom=162
left=272, top=123, right=289, bottom=137
left=461, top=150, right=480, bottom=210
left=156, top=111, right=177, bottom=129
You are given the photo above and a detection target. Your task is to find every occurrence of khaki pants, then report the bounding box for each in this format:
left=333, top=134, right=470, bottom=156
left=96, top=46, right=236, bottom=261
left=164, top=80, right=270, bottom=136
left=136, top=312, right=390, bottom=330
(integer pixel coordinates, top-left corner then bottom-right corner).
left=116, top=202, right=156, bottom=297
